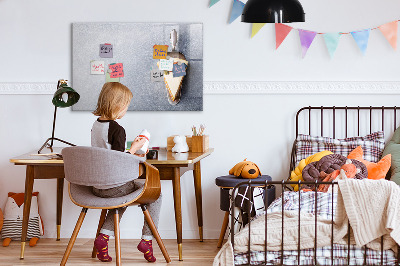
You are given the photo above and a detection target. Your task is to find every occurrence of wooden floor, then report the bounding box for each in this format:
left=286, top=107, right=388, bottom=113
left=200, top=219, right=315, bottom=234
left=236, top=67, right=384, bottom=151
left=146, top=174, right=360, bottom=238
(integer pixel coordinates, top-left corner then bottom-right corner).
left=0, top=239, right=221, bottom=265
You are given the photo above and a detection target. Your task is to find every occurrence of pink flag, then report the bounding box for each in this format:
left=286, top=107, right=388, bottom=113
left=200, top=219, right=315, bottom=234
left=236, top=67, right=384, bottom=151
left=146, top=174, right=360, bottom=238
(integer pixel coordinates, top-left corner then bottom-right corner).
left=378, top=21, right=398, bottom=50
left=275, top=24, right=293, bottom=49
left=298, top=29, right=317, bottom=58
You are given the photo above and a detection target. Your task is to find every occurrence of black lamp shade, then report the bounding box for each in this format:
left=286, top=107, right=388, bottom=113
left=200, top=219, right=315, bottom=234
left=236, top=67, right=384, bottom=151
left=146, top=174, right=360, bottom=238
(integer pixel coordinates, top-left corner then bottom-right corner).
left=241, top=0, right=305, bottom=23
left=52, top=84, right=80, bottom=108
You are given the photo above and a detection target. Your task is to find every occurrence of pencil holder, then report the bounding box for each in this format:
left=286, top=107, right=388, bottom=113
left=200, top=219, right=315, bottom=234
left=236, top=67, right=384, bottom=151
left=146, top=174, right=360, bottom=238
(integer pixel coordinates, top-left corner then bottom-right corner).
left=191, top=135, right=209, bottom=153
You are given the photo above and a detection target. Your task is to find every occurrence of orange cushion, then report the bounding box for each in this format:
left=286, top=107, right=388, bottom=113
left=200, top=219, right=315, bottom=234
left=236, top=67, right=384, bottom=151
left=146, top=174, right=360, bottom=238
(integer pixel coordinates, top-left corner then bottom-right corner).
left=347, top=146, right=391, bottom=180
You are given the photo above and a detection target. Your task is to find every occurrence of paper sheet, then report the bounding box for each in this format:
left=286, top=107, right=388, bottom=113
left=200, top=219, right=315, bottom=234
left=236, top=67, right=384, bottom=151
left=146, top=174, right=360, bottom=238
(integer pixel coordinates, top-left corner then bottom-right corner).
left=90, top=60, right=105, bottom=75
left=100, top=43, right=113, bottom=58
left=153, top=45, right=168, bottom=59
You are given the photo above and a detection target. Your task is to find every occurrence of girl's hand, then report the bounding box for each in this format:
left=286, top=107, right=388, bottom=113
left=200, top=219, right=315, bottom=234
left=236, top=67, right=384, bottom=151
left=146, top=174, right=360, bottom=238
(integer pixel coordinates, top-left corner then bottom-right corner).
left=134, top=148, right=149, bottom=157
left=129, top=137, right=147, bottom=155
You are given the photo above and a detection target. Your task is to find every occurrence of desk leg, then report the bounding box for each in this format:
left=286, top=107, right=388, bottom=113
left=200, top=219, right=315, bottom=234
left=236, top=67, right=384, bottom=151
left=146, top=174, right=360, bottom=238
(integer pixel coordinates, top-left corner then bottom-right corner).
left=20, top=165, right=35, bottom=259
left=172, top=167, right=183, bottom=261
left=193, top=161, right=203, bottom=242
left=56, top=178, right=64, bottom=241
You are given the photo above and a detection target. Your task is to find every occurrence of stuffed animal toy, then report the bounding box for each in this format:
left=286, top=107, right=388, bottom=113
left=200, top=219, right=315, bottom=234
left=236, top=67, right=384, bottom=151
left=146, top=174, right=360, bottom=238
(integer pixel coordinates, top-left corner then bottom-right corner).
left=229, top=159, right=261, bottom=179
left=1, top=192, right=44, bottom=247
left=172, top=135, right=189, bottom=153
left=0, top=208, right=3, bottom=232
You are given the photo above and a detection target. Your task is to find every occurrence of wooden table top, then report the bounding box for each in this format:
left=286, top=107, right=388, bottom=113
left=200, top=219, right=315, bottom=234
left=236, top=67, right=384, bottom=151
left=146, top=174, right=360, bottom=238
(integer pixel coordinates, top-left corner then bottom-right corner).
left=10, top=147, right=214, bottom=165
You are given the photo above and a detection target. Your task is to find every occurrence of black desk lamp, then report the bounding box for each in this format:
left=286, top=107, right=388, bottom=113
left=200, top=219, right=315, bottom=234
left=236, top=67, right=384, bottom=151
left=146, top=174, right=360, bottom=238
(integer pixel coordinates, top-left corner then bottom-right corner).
left=38, top=79, right=80, bottom=154
left=241, top=0, right=305, bottom=23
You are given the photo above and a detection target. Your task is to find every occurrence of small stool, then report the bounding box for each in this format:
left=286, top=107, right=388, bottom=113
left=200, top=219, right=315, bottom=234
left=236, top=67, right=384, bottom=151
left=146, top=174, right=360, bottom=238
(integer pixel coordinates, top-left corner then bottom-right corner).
left=215, top=175, right=275, bottom=248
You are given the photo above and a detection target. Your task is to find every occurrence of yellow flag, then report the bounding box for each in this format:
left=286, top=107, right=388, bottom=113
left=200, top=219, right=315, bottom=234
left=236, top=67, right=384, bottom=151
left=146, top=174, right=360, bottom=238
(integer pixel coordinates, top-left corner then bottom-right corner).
left=251, top=23, right=266, bottom=38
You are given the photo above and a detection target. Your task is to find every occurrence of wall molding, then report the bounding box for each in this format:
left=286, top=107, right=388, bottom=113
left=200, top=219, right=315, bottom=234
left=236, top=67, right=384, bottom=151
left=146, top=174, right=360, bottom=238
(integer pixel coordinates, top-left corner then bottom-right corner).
left=1, top=81, right=400, bottom=95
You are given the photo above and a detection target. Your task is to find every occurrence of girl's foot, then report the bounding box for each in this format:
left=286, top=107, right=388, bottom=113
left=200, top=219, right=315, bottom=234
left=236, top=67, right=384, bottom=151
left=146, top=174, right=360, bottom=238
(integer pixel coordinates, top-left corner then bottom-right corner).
left=137, top=239, right=156, bottom=262
left=94, top=233, right=112, bottom=262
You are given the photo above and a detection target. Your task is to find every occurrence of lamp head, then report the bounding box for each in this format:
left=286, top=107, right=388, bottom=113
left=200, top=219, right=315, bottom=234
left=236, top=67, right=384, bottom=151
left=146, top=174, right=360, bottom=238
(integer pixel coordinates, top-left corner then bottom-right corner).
left=52, top=79, right=80, bottom=108
left=241, top=0, right=305, bottom=23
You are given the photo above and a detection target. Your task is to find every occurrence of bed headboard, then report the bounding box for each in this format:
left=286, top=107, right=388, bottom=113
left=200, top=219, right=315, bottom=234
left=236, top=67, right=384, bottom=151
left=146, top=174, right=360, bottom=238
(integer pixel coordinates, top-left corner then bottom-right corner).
left=290, top=106, right=400, bottom=179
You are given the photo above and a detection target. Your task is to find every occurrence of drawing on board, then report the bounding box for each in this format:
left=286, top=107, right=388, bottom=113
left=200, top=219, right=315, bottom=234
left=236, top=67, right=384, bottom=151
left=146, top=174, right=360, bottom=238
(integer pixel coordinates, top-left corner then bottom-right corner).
left=72, top=23, right=203, bottom=111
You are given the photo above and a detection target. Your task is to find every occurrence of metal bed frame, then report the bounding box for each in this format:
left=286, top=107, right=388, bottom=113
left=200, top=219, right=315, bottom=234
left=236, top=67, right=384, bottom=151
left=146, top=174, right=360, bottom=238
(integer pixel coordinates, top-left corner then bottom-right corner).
left=230, top=106, right=400, bottom=266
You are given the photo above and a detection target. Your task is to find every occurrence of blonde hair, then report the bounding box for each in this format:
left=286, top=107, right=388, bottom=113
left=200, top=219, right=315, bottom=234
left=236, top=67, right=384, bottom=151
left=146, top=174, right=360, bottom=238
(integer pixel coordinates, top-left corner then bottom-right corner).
left=93, top=82, right=133, bottom=120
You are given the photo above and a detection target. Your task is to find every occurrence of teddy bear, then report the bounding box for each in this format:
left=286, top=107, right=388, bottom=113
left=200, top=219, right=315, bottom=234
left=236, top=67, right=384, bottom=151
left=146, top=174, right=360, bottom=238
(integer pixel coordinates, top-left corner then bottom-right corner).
left=229, top=159, right=261, bottom=179
left=172, top=135, right=189, bottom=153
left=1, top=192, right=44, bottom=247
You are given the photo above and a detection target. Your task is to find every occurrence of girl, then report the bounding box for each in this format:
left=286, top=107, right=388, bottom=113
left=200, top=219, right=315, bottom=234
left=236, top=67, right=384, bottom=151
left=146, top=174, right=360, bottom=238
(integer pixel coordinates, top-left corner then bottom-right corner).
left=91, top=82, right=162, bottom=263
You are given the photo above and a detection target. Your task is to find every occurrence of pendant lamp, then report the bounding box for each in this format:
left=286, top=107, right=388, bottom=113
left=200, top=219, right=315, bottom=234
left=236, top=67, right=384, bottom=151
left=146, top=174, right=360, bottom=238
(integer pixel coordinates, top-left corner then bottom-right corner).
left=38, top=79, right=80, bottom=154
left=241, top=0, right=305, bottom=23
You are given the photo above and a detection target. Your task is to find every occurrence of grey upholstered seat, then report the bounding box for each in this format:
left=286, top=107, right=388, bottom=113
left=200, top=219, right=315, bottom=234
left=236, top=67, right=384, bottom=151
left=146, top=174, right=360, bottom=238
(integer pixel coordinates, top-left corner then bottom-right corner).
left=60, top=146, right=170, bottom=265
left=63, top=146, right=145, bottom=208
left=69, top=181, right=144, bottom=208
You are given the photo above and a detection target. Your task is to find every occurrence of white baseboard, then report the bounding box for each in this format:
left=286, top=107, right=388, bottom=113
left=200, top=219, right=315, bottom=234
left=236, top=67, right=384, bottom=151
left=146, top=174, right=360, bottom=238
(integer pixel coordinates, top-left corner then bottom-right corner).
left=1, top=81, right=400, bottom=94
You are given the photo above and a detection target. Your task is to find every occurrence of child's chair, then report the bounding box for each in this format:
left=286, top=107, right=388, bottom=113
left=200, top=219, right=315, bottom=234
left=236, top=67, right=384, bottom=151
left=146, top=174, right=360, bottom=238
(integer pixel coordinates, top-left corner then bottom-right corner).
left=60, top=146, right=171, bottom=265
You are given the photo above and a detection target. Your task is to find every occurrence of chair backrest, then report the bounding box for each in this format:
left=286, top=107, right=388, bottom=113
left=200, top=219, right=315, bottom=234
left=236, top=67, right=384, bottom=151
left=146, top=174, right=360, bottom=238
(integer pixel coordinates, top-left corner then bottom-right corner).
left=62, top=146, right=145, bottom=187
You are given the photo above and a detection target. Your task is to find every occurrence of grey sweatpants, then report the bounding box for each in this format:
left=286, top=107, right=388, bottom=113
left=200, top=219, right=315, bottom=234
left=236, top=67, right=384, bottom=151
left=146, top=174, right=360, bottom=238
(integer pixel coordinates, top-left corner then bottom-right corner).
left=92, top=180, right=162, bottom=240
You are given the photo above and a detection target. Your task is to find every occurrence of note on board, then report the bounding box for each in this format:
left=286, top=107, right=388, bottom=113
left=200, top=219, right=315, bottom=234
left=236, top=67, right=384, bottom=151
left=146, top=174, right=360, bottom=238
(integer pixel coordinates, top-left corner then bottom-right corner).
left=159, top=59, right=174, bottom=71
left=91, top=60, right=105, bottom=75
left=150, top=69, right=164, bottom=82
left=172, top=63, right=187, bottom=77
left=106, top=72, right=120, bottom=82
left=109, top=63, right=124, bottom=78
left=100, top=43, right=113, bottom=58
left=153, top=45, right=168, bottom=59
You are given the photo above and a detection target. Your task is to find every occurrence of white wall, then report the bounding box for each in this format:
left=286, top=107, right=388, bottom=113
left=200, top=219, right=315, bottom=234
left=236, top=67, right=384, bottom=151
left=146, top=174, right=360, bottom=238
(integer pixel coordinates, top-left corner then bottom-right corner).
left=1, top=0, right=400, bottom=239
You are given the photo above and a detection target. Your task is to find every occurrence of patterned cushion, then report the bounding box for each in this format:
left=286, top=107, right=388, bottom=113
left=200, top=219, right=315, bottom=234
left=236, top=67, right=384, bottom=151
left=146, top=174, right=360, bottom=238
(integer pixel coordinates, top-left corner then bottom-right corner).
left=295, top=131, right=385, bottom=166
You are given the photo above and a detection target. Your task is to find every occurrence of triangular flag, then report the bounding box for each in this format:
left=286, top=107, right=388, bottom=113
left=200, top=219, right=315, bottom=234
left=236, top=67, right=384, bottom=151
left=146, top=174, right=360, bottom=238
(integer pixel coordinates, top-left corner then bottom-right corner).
left=351, top=29, right=370, bottom=55
left=298, top=29, right=317, bottom=58
left=229, top=0, right=245, bottom=24
left=209, top=0, right=220, bottom=7
left=251, top=23, right=266, bottom=38
left=275, top=23, right=293, bottom=49
left=378, top=21, right=398, bottom=50
left=323, top=33, right=341, bottom=58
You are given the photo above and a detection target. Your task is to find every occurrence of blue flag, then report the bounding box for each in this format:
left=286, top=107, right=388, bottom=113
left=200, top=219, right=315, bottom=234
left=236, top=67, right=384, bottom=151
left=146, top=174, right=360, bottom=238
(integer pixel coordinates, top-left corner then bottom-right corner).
left=229, top=0, right=245, bottom=24
left=351, top=29, right=370, bottom=55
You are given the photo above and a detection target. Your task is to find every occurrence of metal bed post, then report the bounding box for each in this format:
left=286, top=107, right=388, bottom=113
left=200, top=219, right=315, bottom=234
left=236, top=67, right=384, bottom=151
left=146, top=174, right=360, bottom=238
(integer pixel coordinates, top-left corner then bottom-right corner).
left=281, top=181, right=285, bottom=266
left=298, top=180, right=301, bottom=266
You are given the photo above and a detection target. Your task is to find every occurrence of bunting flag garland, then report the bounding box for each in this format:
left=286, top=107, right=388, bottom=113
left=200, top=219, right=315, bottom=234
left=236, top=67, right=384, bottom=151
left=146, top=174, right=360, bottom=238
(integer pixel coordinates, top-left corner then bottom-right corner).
left=209, top=6, right=400, bottom=57
left=251, top=23, right=266, bottom=38
left=229, top=0, right=245, bottom=24
left=298, top=30, right=317, bottom=58
left=323, top=33, right=341, bottom=58
left=351, top=29, right=370, bottom=55
left=378, top=21, right=398, bottom=50
left=275, top=23, right=293, bottom=49
left=209, top=0, right=220, bottom=8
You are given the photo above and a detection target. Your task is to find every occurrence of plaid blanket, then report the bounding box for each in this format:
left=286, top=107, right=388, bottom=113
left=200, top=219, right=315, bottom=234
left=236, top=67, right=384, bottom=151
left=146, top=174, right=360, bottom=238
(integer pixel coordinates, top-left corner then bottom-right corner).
left=234, top=191, right=397, bottom=265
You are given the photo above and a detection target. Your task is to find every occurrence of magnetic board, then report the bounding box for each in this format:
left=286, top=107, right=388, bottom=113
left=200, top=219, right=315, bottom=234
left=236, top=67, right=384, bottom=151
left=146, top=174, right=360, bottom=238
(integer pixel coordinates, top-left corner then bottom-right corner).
left=72, top=23, right=203, bottom=111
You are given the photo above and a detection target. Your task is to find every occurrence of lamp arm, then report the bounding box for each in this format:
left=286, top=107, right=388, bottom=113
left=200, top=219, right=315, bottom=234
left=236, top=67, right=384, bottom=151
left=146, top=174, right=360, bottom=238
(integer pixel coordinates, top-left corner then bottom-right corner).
left=50, top=105, right=57, bottom=148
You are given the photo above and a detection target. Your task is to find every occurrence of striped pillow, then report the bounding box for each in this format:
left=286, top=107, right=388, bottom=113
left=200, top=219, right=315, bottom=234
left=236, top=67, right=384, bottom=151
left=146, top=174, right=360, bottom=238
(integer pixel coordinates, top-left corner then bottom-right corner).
left=294, top=131, right=385, bottom=166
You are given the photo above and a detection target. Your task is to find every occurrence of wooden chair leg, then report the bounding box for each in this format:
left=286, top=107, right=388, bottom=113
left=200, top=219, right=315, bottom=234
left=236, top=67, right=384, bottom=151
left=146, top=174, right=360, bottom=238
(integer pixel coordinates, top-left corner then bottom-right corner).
left=141, top=205, right=171, bottom=263
left=217, top=211, right=230, bottom=248
left=91, top=209, right=108, bottom=258
left=114, top=210, right=121, bottom=266
left=60, top=208, right=88, bottom=266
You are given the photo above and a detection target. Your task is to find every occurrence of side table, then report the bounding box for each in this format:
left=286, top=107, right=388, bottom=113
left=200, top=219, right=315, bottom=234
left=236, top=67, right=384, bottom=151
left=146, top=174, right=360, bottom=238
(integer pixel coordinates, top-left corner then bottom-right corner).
left=215, top=175, right=275, bottom=248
